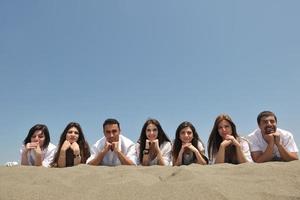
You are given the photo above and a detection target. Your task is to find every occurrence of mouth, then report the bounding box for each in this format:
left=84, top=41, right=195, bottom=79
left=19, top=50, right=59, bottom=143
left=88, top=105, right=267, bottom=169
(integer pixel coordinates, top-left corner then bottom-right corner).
left=265, top=126, right=275, bottom=134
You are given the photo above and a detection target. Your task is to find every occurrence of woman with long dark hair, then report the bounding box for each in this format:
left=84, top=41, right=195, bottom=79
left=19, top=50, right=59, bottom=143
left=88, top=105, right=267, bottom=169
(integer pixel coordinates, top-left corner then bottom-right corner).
left=172, top=121, right=208, bottom=166
left=51, top=122, right=90, bottom=167
left=207, top=114, right=252, bottom=164
left=136, top=119, right=172, bottom=166
left=20, top=124, right=56, bottom=167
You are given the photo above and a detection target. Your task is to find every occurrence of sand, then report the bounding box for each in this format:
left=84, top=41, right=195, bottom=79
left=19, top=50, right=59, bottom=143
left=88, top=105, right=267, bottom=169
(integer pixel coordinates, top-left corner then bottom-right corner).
left=1, top=161, right=300, bottom=200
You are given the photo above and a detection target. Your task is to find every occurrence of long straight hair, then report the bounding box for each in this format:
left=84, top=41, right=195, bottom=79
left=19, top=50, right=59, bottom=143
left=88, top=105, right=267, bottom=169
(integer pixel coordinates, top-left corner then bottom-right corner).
left=207, top=114, right=239, bottom=163
left=172, top=121, right=206, bottom=163
left=137, top=119, right=171, bottom=163
left=51, top=122, right=90, bottom=167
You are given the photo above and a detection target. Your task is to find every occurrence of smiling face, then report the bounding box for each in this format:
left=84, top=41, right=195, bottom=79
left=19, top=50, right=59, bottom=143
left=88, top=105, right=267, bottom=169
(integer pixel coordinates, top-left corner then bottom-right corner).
left=259, top=115, right=277, bottom=135
left=179, top=127, right=194, bottom=144
left=30, top=130, right=45, bottom=147
left=146, top=123, right=158, bottom=141
left=217, top=120, right=233, bottom=139
left=104, top=124, right=120, bottom=143
left=66, top=126, right=80, bottom=143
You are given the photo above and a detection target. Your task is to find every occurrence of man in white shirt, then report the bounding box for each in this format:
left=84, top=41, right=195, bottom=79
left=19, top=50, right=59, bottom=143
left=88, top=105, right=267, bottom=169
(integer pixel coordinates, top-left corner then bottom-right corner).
left=248, top=111, right=298, bottom=163
left=87, top=118, right=137, bottom=166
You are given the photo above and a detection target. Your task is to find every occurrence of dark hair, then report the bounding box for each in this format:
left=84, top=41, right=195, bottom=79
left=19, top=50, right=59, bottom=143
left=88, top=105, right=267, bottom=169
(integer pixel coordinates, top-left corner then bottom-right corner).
left=23, top=124, right=50, bottom=149
left=103, top=118, right=120, bottom=130
left=207, top=114, right=239, bottom=163
left=137, top=119, right=171, bottom=163
left=51, top=122, right=90, bottom=167
left=172, top=121, right=206, bottom=163
left=257, top=111, right=277, bottom=125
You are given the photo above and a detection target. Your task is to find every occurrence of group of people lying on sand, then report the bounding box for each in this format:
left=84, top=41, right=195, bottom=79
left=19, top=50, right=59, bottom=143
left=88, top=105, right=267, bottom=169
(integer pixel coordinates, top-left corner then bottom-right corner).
left=19, top=111, right=298, bottom=167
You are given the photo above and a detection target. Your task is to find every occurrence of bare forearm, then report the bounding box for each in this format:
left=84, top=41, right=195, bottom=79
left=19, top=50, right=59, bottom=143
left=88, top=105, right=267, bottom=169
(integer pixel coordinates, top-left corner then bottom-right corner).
left=215, top=147, right=225, bottom=164
left=254, top=144, right=274, bottom=163
left=116, top=151, right=134, bottom=165
left=34, top=154, right=42, bottom=166
left=88, top=150, right=106, bottom=166
left=57, top=151, right=66, bottom=168
left=21, top=151, right=29, bottom=165
left=195, top=151, right=207, bottom=165
left=277, top=144, right=298, bottom=161
left=236, top=146, right=248, bottom=164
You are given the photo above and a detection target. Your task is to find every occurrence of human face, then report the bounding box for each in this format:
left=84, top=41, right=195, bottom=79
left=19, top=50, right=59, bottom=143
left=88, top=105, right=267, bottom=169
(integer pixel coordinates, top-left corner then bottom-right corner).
left=104, top=124, right=120, bottom=143
left=259, top=115, right=277, bottom=135
left=179, top=127, right=193, bottom=144
left=66, top=127, right=80, bottom=143
left=146, top=123, right=158, bottom=141
left=30, top=130, right=45, bottom=147
left=218, top=120, right=232, bottom=139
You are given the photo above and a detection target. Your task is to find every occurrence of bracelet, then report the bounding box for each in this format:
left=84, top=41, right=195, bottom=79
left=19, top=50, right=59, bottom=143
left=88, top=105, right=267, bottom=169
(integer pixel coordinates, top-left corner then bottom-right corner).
left=143, top=149, right=149, bottom=155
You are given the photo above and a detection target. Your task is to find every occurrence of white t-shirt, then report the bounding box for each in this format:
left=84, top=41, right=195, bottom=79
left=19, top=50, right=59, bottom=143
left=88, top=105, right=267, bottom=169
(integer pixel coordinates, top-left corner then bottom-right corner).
left=86, top=135, right=137, bottom=166
left=209, top=137, right=253, bottom=164
left=20, top=143, right=56, bottom=167
left=136, top=141, right=172, bottom=166
left=247, top=128, right=299, bottom=160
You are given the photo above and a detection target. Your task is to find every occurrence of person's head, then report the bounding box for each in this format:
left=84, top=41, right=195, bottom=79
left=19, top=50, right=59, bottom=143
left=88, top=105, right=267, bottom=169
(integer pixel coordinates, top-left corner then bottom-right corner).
left=103, top=118, right=121, bottom=143
left=173, top=121, right=204, bottom=159
left=59, top=122, right=85, bottom=145
left=139, top=118, right=170, bottom=142
left=23, top=124, right=50, bottom=149
left=257, top=111, right=277, bottom=135
left=207, top=114, right=239, bottom=158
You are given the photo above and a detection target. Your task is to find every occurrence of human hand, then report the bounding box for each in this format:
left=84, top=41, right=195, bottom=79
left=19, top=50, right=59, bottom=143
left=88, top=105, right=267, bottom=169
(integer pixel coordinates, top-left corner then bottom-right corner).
left=273, top=132, right=281, bottom=145
left=104, top=141, right=112, bottom=152
left=145, top=139, right=151, bottom=149
left=224, top=135, right=240, bottom=147
left=263, top=133, right=275, bottom=144
left=25, top=142, right=39, bottom=151
left=220, top=139, right=233, bottom=148
left=34, top=144, right=42, bottom=156
left=61, top=140, right=71, bottom=151
left=71, top=142, right=80, bottom=155
left=112, top=141, right=119, bottom=152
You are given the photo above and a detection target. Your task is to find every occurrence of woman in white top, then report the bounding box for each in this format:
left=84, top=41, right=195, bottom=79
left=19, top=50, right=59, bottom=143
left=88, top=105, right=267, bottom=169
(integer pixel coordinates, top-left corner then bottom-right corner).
left=136, top=119, right=172, bottom=166
left=51, top=122, right=90, bottom=167
left=207, top=114, right=253, bottom=164
left=172, top=121, right=208, bottom=166
left=20, top=124, right=56, bottom=167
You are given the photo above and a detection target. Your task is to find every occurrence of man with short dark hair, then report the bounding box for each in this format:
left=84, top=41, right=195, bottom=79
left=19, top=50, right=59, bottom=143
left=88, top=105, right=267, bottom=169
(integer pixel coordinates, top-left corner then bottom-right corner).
left=87, top=119, right=137, bottom=166
left=248, top=111, right=298, bottom=163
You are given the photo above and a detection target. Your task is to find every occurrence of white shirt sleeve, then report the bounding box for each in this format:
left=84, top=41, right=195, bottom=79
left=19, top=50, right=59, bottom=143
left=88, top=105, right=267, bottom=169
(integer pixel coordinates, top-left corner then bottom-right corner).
left=247, top=129, right=263, bottom=152
left=160, top=142, right=172, bottom=166
left=280, top=129, right=299, bottom=153
left=42, top=143, right=56, bottom=167
left=125, top=143, right=138, bottom=165
left=239, top=138, right=253, bottom=162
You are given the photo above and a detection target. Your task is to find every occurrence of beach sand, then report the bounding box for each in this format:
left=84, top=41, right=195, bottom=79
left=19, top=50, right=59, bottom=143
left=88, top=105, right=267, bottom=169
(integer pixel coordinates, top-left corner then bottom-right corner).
left=1, top=161, right=300, bottom=200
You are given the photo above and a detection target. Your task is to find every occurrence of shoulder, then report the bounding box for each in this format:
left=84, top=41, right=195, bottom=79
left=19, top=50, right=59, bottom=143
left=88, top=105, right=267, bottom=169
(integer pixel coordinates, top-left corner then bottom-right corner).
left=197, top=140, right=205, bottom=151
left=120, top=135, right=135, bottom=146
left=47, top=143, right=57, bottom=151
left=93, top=137, right=106, bottom=147
left=277, top=128, right=294, bottom=137
left=248, top=129, right=260, bottom=137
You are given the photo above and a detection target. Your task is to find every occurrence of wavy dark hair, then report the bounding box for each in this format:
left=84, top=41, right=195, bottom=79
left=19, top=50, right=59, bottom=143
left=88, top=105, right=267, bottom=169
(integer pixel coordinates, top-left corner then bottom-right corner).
left=137, top=119, right=171, bottom=163
left=172, top=121, right=206, bottom=163
left=51, top=122, right=90, bottom=167
left=207, top=114, right=239, bottom=164
left=23, top=124, right=50, bottom=149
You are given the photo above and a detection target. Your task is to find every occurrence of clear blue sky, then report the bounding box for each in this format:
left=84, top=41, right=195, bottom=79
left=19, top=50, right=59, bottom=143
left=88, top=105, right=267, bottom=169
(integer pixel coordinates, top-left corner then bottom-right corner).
left=1, top=0, right=300, bottom=164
